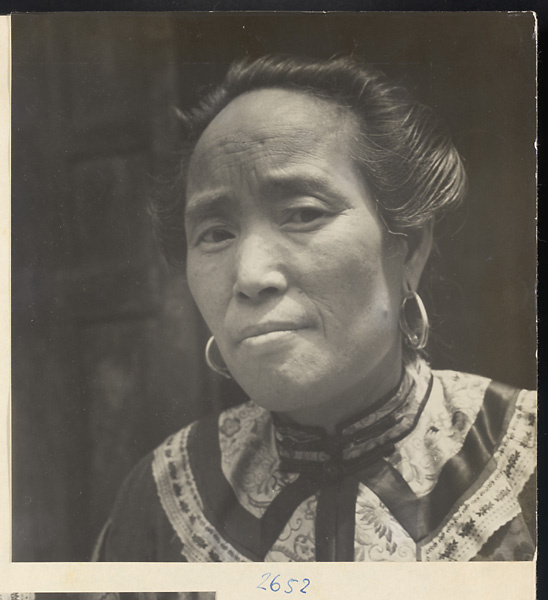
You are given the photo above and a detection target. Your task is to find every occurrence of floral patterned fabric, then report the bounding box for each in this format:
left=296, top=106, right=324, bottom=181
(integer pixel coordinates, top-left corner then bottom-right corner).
left=96, top=358, right=536, bottom=562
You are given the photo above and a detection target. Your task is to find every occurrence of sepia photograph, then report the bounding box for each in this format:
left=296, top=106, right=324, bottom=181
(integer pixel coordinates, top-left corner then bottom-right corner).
left=11, top=12, right=536, bottom=567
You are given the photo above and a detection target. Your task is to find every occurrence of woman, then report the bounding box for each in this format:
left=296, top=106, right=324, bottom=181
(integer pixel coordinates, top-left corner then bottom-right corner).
left=94, top=55, right=536, bottom=562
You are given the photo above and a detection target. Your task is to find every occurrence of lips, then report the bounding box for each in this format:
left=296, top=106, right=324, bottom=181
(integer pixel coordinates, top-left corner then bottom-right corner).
left=237, top=319, right=311, bottom=344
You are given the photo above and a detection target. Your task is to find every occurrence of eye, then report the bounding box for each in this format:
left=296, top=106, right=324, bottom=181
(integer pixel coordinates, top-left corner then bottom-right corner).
left=291, top=207, right=326, bottom=223
left=282, top=205, right=334, bottom=230
left=197, top=226, right=236, bottom=246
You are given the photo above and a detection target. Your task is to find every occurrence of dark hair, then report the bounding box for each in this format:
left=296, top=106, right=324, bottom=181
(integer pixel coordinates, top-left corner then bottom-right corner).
left=151, top=55, right=467, bottom=269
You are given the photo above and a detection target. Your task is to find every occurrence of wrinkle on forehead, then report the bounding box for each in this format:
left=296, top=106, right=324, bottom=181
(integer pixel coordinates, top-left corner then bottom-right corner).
left=187, top=88, right=358, bottom=196
left=202, top=87, right=353, bottom=141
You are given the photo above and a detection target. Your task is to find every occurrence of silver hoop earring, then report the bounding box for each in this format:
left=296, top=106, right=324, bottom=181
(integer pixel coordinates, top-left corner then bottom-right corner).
left=399, top=290, right=429, bottom=350
left=205, top=336, right=232, bottom=379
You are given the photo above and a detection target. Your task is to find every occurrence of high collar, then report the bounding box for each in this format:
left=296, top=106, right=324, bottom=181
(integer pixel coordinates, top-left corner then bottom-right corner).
left=271, top=357, right=433, bottom=476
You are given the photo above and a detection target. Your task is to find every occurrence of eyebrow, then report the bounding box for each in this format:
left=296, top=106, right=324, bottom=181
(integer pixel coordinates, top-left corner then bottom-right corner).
left=184, top=192, right=234, bottom=228
left=184, top=169, right=353, bottom=227
left=258, top=170, right=352, bottom=207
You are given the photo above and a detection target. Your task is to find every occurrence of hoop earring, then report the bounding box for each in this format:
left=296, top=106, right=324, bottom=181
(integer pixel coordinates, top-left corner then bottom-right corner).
left=205, top=336, right=232, bottom=379
left=399, top=289, right=429, bottom=350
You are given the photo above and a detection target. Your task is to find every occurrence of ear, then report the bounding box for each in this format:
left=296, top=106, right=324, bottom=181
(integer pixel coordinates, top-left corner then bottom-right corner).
left=402, top=220, right=434, bottom=291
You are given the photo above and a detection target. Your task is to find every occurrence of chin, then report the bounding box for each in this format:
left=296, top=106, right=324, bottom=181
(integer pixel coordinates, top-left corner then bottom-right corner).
left=232, top=360, right=348, bottom=414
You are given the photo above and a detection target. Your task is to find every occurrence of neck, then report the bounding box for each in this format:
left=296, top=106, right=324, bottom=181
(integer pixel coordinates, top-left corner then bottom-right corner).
left=278, top=345, right=405, bottom=435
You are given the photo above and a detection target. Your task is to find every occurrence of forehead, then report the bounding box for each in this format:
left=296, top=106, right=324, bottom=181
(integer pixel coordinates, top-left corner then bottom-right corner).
left=186, top=89, right=358, bottom=195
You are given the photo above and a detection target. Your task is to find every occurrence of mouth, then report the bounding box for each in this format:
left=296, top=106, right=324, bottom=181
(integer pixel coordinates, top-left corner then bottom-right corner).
left=238, top=321, right=310, bottom=347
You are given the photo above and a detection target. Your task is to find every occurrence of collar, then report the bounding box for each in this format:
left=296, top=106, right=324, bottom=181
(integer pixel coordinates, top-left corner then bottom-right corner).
left=271, top=357, right=433, bottom=476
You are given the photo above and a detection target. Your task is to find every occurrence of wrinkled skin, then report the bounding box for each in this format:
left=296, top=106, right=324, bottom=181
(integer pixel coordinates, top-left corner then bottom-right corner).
left=185, top=89, right=432, bottom=431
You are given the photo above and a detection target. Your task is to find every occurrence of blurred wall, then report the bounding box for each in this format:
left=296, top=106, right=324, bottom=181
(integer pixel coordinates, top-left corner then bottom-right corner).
left=11, top=12, right=537, bottom=561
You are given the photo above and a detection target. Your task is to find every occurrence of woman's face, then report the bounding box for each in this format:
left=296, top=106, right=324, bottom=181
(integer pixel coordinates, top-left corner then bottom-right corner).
left=185, top=89, right=412, bottom=418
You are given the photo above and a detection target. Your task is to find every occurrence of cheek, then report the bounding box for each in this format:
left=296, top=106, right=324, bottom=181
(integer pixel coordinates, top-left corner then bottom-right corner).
left=308, top=233, right=374, bottom=287
left=186, top=259, right=227, bottom=330
left=304, top=232, right=403, bottom=326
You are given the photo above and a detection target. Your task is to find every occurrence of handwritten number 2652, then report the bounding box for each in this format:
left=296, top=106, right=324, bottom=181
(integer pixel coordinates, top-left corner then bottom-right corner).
left=257, top=573, right=311, bottom=594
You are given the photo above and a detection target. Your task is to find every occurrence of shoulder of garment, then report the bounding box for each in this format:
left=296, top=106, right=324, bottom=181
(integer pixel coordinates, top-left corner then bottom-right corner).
left=417, top=371, right=536, bottom=561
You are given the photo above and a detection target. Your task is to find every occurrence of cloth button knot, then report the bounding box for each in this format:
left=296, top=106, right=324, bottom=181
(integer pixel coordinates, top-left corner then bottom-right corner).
left=323, top=461, right=343, bottom=482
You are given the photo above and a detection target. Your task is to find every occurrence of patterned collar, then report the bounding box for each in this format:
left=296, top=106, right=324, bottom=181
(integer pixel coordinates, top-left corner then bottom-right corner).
left=271, top=358, right=433, bottom=477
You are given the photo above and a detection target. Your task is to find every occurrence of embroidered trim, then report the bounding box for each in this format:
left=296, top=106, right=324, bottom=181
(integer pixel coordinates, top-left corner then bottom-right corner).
left=420, top=389, right=536, bottom=561
left=265, top=496, right=317, bottom=562
left=150, top=371, right=535, bottom=563
left=272, top=358, right=431, bottom=465
left=152, top=426, right=250, bottom=562
left=219, top=403, right=298, bottom=518
left=390, top=373, right=490, bottom=497
left=354, top=483, right=417, bottom=562
left=190, top=412, right=313, bottom=560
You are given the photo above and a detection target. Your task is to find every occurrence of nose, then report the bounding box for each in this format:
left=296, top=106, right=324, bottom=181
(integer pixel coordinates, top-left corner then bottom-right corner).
left=233, top=231, right=289, bottom=301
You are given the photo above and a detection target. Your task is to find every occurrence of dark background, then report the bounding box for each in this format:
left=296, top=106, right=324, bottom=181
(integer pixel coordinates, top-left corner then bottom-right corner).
left=11, top=12, right=537, bottom=561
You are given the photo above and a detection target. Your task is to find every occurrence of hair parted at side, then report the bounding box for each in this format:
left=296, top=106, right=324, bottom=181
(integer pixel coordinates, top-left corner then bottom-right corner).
left=151, top=55, right=467, bottom=269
